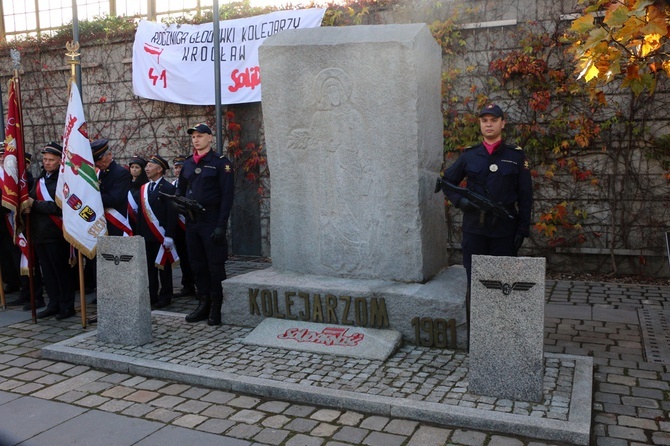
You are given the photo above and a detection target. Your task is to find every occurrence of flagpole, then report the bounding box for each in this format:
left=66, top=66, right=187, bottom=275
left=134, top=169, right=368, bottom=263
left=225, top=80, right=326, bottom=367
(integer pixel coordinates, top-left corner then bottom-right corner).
left=212, top=0, right=223, bottom=155
left=9, top=49, right=37, bottom=323
left=66, top=40, right=87, bottom=329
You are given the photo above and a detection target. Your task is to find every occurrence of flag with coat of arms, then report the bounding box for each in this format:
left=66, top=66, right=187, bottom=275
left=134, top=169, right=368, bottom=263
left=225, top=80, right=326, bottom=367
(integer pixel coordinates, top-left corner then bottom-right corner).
left=55, top=83, right=107, bottom=259
left=2, top=76, right=30, bottom=274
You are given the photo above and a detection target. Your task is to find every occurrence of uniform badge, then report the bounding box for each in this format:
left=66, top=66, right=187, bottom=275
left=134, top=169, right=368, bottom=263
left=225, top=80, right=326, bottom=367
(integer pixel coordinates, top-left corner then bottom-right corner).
left=195, top=167, right=202, bottom=174
left=524, top=160, right=530, bottom=170
left=225, top=165, right=231, bottom=172
left=489, top=164, right=498, bottom=172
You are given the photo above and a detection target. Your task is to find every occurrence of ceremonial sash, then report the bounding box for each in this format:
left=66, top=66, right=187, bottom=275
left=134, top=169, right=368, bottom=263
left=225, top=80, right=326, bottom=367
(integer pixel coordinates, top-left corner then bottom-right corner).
left=35, top=177, right=63, bottom=230
left=127, top=191, right=138, bottom=224
left=105, top=208, right=133, bottom=237
left=140, top=182, right=179, bottom=269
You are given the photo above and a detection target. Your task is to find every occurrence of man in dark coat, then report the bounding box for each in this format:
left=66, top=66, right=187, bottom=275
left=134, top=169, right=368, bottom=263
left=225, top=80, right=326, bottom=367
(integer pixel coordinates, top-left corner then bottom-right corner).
left=92, top=139, right=132, bottom=236
left=25, top=143, right=75, bottom=319
left=136, top=154, right=178, bottom=308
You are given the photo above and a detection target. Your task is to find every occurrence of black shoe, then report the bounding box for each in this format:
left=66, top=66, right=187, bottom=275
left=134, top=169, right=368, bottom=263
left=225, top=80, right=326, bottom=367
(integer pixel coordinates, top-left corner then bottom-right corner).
left=185, top=297, right=211, bottom=323
left=55, top=308, right=77, bottom=320
left=175, top=287, right=196, bottom=298
left=6, top=298, right=29, bottom=307
left=23, top=299, right=46, bottom=311
left=3, top=285, right=20, bottom=294
left=37, top=308, right=59, bottom=319
left=154, top=299, right=171, bottom=309
left=207, top=297, right=222, bottom=326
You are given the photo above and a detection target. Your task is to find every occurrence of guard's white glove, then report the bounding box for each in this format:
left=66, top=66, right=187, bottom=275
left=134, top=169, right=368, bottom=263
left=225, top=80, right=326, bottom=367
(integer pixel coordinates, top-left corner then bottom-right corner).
left=163, top=237, right=174, bottom=250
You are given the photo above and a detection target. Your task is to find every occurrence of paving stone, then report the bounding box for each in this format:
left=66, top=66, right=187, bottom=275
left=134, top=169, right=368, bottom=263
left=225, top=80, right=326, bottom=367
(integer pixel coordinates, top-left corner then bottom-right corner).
left=262, top=415, right=291, bottom=429
left=257, top=401, right=290, bottom=413
left=102, top=386, right=135, bottom=399
left=174, top=399, right=212, bottom=414
left=487, top=436, right=524, bottom=446
left=451, top=429, right=488, bottom=446
left=406, top=425, right=452, bottom=446
left=608, top=425, right=649, bottom=442
left=333, top=426, right=369, bottom=444
left=285, top=418, right=320, bottom=433
left=311, top=423, right=339, bottom=437
left=384, top=419, right=418, bottom=436
left=145, top=407, right=181, bottom=423
left=253, top=428, right=290, bottom=445
left=124, top=390, right=160, bottom=403
left=196, top=418, right=236, bottom=435
left=229, top=409, right=266, bottom=424
left=98, top=399, right=134, bottom=413
left=76, top=395, right=110, bottom=407
left=285, top=434, right=325, bottom=446
left=227, top=423, right=263, bottom=439
left=360, top=416, right=389, bottom=431
left=172, top=413, right=208, bottom=428
left=362, top=431, right=406, bottom=446
left=201, top=404, right=236, bottom=419
left=201, top=389, right=236, bottom=404
left=336, top=411, right=364, bottom=426
left=284, top=405, right=317, bottom=417
left=229, top=395, right=261, bottom=408
left=311, top=409, right=342, bottom=422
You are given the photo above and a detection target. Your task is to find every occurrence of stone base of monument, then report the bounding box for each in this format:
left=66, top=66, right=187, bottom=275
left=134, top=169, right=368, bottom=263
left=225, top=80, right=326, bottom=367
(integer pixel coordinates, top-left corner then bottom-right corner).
left=243, top=318, right=402, bottom=360
left=222, top=266, right=468, bottom=350
left=96, top=236, right=152, bottom=346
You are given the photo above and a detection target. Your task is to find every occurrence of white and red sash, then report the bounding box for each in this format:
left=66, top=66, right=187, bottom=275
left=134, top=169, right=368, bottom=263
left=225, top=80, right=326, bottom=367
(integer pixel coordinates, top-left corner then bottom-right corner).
left=127, top=190, right=138, bottom=224
left=140, top=182, right=179, bottom=269
left=105, top=208, right=133, bottom=237
left=36, top=176, right=63, bottom=230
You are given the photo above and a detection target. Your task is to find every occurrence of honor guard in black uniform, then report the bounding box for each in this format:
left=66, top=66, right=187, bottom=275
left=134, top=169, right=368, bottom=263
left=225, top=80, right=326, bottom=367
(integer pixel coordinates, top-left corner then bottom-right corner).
left=26, top=143, right=76, bottom=319
left=176, top=123, right=234, bottom=326
left=171, top=155, right=195, bottom=298
left=137, top=155, right=178, bottom=308
left=441, top=104, right=533, bottom=333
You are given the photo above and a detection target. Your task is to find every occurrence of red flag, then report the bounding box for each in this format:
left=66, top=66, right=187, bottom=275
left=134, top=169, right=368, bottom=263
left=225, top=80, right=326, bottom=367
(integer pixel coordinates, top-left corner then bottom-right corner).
left=2, top=77, right=29, bottom=243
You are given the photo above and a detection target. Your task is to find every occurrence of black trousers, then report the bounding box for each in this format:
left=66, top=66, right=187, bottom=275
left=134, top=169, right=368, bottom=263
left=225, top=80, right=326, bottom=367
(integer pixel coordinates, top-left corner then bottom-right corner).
left=35, top=241, right=74, bottom=312
left=186, top=222, right=227, bottom=299
left=174, top=227, right=194, bottom=289
left=145, top=240, right=173, bottom=303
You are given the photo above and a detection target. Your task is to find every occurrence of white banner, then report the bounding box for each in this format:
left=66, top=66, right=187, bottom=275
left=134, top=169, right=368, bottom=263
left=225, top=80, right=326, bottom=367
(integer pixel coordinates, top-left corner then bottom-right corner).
left=56, top=85, right=107, bottom=259
left=132, top=8, right=325, bottom=105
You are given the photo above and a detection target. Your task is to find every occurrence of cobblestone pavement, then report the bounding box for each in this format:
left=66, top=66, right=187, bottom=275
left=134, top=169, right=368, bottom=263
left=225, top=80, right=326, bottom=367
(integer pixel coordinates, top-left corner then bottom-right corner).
left=0, top=258, right=669, bottom=446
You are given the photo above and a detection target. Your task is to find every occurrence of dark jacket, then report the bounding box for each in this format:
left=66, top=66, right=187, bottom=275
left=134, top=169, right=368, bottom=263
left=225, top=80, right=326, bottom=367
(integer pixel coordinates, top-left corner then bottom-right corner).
left=99, top=160, right=132, bottom=217
left=442, top=141, right=532, bottom=238
left=177, top=150, right=234, bottom=227
left=29, top=170, right=64, bottom=244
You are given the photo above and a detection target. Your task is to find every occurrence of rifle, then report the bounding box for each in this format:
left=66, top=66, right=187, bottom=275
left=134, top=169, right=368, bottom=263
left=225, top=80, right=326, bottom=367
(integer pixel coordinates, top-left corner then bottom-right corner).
left=159, top=192, right=206, bottom=221
left=434, top=177, right=515, bottom=222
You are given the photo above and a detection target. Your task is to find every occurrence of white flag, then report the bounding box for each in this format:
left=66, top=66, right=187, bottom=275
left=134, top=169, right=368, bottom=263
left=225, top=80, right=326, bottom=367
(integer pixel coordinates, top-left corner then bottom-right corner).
left=132, top=8, right=325, bottom=105
left=56, top=84, right=107, bottom=259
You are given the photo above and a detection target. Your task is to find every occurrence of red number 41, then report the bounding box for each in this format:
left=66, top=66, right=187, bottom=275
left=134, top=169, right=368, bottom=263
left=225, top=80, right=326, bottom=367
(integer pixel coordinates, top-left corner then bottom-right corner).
left=148, top=68, right=167, bottom=88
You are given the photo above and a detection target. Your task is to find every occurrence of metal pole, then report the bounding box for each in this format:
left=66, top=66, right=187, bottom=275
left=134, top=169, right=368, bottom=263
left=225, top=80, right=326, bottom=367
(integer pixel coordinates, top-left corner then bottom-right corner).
left=72, top=0, right=83, bottom=98
left=212, top=0, right=223, bottom=155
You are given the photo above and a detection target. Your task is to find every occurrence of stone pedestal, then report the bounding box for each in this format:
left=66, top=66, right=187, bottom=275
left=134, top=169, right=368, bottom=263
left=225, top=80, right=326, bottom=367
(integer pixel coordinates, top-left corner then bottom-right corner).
left=469, top=255, right=546, bottom=402
left=223, top=267, right=468, bottom=349
left=259, top=23, right=445, bottom=283
left=96, top=236, right=152, bottom=346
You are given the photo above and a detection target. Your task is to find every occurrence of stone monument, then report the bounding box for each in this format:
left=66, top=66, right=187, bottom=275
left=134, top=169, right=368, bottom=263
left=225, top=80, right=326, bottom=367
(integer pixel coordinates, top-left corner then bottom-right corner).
left=96, top=236, right=152, bottom=346
left=223, top=24, right=468, bottom=349
left=469, top=255, right=546, bottom=402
